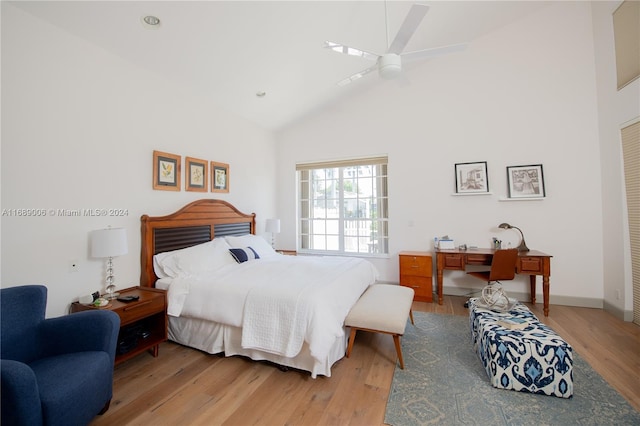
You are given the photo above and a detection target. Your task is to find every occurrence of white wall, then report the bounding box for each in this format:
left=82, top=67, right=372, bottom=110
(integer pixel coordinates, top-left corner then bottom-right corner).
left=1, top=4, right=277, bottom=317
left=276, top=2, right=606, bottom=307
left=592, top=1, right=640, bottom=320
left=3, top=2, right=636, bottom=319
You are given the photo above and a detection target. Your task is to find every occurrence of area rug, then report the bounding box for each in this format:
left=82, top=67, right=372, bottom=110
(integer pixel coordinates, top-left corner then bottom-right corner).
left=384, top=312, right=640, bottom=425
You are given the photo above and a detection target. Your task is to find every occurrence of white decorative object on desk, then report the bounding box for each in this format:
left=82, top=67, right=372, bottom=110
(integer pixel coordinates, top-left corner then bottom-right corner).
left=438, top=239, right=455, bottom=250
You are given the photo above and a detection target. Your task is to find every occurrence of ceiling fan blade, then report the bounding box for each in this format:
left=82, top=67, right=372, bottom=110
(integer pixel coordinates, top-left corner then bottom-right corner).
left=324, top=41, right=379, bottom=61
left=337, top=64, right=378, bottom=86
left=402, top=43, right=468, bottom=62
left=387, top=4, right=429, bottom=55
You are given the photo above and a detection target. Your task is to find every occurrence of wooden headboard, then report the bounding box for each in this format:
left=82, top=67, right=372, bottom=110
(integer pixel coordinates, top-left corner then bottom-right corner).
left=140, top=199, right=256, bottom=287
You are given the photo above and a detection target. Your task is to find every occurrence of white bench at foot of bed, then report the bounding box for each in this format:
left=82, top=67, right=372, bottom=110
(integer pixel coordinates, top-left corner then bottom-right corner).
left=469, top=298, right=573, bottom=398
left=345, top=284, right=415, bottom=369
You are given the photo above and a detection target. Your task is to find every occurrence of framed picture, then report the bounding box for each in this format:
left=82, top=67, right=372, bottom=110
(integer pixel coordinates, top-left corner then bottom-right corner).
left=211, top=161, right=229, bottom=193
left=455, top=161, right=489, bottom=194
left=185, top=156, right=208, bottom=192
left=507, top=164, right=546, bottom=198
left=153, top=150, right=181, bottom=191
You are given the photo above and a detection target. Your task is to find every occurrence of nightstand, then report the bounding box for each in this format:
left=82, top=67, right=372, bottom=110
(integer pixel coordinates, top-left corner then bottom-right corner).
left=399, top=251, right=433, bottom=302
left=276, top=249, right=297, bottom=256
left=70, top=286, right=167, bottom=364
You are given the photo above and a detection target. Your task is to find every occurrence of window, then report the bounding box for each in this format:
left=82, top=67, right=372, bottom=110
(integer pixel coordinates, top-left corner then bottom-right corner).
left=621, top=120, right=640, bottom=325
left=297, top=156, right=388, bottom=255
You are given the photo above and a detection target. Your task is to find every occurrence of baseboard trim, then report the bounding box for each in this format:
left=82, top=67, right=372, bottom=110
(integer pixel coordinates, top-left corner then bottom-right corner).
left=381, top=282, right=632, bottom=321
left=603, top=300, right=634, bottom=322
left=442, top=286, right=603, bottom=309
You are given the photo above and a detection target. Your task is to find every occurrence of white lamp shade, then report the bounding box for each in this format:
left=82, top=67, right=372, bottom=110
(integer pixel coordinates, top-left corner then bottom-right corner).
left=265, top=219, right=281, bottom=233
left=91, top=228, right=128, bottom=258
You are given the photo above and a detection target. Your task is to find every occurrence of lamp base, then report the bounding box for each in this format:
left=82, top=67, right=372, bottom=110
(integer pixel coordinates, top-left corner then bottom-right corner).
left=105, top=292, right=120, bottom=300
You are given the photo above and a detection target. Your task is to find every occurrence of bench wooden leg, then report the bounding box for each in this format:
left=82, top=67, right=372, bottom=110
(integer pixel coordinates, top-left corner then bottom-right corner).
left=346, top=328, right=357, bottom=357
left=409, top=309, right=414, bottom=325
left=393, top=335, right=404, bottom=369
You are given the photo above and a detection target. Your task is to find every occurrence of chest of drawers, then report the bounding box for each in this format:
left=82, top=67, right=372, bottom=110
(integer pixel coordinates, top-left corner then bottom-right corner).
left=399, top=251, right=433, bottom=302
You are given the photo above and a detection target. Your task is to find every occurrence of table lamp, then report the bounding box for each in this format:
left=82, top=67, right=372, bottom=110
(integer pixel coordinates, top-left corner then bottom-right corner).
left=265, top=218, right=281, bottom=248
left=91, top=227, right=128, bottom=299
left=498, top=223, right=529, bottom=252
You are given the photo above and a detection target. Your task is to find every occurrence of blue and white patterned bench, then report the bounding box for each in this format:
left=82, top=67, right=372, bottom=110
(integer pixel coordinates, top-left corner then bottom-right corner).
left=469, top=298, right=573, bottom=398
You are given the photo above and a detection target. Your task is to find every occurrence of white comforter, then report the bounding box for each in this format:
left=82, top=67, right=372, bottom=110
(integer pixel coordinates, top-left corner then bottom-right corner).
left=166, top=255, right=378, bottom=363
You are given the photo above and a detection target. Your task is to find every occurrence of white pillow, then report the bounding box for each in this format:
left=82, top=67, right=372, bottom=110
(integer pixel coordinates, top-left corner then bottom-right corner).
left=153, top=238, right=235, bottom=278
left=177, top=238, right=236, bottom=275
left=225, top=234, right=277, bottom=258
left=153, top=252, right=170, bottom=279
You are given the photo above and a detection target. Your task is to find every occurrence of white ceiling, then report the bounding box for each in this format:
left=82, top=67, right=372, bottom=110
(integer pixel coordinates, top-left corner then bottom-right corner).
left=11, top=1, right=551, bottom=131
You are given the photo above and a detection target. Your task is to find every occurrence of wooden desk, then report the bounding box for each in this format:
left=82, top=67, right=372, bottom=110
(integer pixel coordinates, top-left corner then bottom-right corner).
left=435, top=248, right=552, bottom=316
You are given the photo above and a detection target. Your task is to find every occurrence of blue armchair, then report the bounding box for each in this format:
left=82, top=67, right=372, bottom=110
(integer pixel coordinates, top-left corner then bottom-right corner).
left=1, top=285, right=120, bottom=426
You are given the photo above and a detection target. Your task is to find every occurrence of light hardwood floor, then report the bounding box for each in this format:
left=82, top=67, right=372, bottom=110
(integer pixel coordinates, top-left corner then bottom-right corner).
left=91, top=295, right=640, bottom=425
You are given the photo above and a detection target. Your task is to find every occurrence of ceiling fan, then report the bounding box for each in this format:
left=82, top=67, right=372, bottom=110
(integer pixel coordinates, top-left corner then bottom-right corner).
left=325, top=3, right=466, bottom=86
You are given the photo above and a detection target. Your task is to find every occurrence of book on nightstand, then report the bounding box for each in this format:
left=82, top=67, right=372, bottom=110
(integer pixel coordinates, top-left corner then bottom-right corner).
left=496, top=316, right=529, bottom=330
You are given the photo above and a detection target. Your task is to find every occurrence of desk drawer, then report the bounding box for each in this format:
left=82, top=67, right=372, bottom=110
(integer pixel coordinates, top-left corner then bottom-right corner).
left=518, top=257, right=543, bottom=274
left=441, top=254, right=465, bottom=270
left=399, top=255, right=432, bottom=277
left=400, top=276, right=433, bottom=302
left=466, top=253, right=491, bottom=265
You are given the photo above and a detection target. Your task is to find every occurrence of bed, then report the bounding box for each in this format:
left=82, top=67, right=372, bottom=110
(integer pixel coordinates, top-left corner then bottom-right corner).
left=140, top=199, right=378, bottom=377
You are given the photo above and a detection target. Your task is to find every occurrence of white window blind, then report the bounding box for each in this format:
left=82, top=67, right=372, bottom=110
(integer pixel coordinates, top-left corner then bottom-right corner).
left=613, top=1, right=640, bottom=90
left=621, top=120, right=640, bottom=325
left=297, top=156, right=388, bottom=255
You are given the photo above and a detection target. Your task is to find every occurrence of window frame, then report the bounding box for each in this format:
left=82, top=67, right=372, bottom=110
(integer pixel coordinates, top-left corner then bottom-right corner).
left=296, top=156, right=389, bottom=257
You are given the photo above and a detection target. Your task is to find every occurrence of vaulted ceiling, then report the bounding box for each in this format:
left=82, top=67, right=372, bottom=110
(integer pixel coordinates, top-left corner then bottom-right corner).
left=10, top=1, right=551, bottom=130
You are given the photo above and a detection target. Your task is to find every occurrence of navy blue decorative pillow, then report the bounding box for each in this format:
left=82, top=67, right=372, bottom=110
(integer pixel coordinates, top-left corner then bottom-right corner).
left=229, top=247, right=260, bottom=263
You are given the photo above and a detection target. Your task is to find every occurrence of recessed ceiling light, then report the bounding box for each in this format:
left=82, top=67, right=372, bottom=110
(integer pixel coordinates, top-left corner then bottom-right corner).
left=141, top=15, right=161, bottom=29
left=256, top=91, right=267, bottom=98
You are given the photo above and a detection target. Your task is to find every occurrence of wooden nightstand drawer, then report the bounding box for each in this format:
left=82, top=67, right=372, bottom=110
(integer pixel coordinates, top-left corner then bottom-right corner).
left=115, top=294, right=165, bottom=326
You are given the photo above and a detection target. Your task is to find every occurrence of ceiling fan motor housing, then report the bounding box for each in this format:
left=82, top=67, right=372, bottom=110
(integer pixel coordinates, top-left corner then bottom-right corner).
left=378, top=54, right=402, bottom=79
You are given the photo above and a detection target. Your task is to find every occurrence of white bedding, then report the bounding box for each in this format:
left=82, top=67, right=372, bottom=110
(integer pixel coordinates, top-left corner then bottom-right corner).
left=165, top=255, right=378, bottom=365
left=167, top=315, right=348, bottom=378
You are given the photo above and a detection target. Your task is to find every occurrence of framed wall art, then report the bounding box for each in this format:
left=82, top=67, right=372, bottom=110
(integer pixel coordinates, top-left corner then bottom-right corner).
left=507, top=164, right=545, bottom=198
left=153, top=150, right=181, bottom=191
left=211, top=161, right=229, bottom=193
left=185, top=156, right=208, bottom=192
left=455, top=161, right=489, bottom=194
